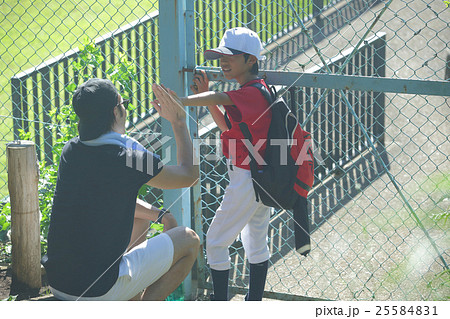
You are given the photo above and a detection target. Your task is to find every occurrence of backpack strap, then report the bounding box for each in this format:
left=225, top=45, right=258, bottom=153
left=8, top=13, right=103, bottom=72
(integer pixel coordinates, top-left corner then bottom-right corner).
left=236, top=82, right=274, bottom=203
left=249, top=82, right=276, bottom=105
left=296, top=177, right=312, bottom=192
left=224, top=111, right=232, bottom=129
left=238, top=122, right=260, bottom=202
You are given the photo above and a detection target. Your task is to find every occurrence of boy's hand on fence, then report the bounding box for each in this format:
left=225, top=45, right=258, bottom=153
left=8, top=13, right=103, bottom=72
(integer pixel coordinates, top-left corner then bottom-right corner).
left=191, top=70, right=209, bottom=94
left=151, top=84, right=186, bottom=124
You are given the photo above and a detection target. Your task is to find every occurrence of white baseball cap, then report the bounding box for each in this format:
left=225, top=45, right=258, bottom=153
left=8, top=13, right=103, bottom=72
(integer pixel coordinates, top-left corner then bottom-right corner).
left=204, top=27, right=266, bottom=61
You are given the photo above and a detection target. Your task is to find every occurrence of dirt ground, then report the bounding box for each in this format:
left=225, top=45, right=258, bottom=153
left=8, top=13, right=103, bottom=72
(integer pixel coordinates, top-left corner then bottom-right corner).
left=0, top=266, right=11, bottom=300
left=0, top=265, right=51, bottom=300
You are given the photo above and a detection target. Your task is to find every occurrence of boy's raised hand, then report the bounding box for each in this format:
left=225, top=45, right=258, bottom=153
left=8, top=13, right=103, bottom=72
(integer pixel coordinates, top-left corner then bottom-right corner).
left=151, top=84, right=186, bottom=123
left=191, top=70, right=209, bottom=94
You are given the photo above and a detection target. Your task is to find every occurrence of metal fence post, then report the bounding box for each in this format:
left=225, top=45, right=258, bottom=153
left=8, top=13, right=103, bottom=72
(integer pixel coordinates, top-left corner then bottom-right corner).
left=313, top=0, right=324, bottom=35
left=159, top=0, right=198, bottom=300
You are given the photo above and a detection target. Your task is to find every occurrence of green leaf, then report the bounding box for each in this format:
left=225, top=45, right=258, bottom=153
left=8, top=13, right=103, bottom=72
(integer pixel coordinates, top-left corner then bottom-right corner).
left=66, top=83, right=77, bottom=93
left=127, top=103, right=136, bottom=111
left=82, top=35, right=90, bottom=46
left=18, top=129, right=32, bottom=140
left=147, top=222, right=164, bottom=238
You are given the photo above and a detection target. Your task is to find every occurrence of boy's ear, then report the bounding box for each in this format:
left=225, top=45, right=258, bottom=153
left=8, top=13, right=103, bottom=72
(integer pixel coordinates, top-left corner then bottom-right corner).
left=247, top=55, right=258, bottom=66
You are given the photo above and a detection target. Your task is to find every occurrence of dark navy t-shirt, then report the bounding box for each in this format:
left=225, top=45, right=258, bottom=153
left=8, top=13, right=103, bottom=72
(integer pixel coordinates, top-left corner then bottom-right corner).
left=42, top=137, right=163, bottom=297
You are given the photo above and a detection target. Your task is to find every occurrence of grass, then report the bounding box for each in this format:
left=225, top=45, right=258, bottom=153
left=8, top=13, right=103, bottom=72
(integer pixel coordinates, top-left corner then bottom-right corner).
left=0, top=0, right=158, bottom=198
left=371, top=172, right=449, bottom=300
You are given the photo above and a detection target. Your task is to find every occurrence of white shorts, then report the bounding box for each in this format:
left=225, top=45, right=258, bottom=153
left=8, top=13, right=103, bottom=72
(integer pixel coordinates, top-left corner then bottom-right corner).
left=50, top=232, right=174, bottom=301
left=206, top=160, right=271, bottom=270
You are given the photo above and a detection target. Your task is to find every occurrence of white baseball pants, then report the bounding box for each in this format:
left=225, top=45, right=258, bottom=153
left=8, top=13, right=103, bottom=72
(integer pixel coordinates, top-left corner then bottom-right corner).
left=206, top=160, right=271, bottom=271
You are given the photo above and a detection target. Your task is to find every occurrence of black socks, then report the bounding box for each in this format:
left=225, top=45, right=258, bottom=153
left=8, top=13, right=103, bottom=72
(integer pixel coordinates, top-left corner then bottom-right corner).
left=210, top=268, right=229, bottom=301
left=211, top=261, right=269, bottom=301
left=246, top=260, right=269, bottom=301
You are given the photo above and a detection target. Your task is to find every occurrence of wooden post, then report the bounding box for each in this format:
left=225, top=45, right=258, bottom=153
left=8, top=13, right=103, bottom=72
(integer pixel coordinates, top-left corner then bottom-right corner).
left=7, top=140, right=41, bottom=296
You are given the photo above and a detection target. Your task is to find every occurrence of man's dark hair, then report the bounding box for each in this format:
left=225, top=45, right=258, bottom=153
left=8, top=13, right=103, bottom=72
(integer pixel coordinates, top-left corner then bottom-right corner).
left=244, top=53, right=259, bottom=75
left=72, top=78, right=119, bottom=140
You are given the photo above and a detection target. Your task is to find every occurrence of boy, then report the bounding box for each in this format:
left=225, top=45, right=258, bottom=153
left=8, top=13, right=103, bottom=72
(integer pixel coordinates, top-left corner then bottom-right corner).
left=180, top=27, right=272, bottom=300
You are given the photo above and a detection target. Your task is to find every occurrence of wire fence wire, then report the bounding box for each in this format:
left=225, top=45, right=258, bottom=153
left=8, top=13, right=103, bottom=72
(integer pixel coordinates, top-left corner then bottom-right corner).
left=0, top=0, right=449, bottom=301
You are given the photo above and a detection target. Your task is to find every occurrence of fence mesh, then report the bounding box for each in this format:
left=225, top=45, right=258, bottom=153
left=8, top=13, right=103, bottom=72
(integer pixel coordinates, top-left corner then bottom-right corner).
left=1, top=0, right=449, bottom=301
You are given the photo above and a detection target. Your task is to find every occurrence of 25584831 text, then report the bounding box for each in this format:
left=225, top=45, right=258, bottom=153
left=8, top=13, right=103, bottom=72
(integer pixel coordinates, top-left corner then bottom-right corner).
left=375, top=305, right=438, bottom=316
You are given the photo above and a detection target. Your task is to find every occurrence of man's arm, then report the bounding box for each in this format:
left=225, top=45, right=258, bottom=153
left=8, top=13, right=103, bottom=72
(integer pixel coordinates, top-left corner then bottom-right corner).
left=135, top=199, right=177, bottom=230
left=146, top=84, right=199, bottom=189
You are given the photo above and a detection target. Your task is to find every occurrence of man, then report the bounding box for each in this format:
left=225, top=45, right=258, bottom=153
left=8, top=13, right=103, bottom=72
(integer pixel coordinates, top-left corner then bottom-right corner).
left=42, top=78, right=200, bottom=301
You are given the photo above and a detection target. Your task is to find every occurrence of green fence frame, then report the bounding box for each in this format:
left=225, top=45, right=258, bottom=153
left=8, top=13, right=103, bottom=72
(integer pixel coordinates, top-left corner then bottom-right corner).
left=2, top=0, right=449, bottom=300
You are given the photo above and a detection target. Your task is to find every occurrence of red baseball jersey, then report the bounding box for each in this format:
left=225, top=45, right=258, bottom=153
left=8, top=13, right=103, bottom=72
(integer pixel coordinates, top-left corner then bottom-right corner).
left=221, top=78, right=272, bottom=170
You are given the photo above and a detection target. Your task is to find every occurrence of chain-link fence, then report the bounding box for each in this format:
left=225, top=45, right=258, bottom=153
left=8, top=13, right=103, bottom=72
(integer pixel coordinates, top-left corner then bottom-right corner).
left=0, top=0, right=449, bottom=300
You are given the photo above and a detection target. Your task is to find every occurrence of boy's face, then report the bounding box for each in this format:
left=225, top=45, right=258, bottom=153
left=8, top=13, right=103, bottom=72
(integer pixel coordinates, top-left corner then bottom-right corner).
left=219, top=54, right=256, bottom=83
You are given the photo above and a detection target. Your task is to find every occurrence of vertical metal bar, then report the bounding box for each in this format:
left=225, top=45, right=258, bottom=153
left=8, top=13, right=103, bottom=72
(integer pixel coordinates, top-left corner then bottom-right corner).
left=263, top=0, right=268, bottom=42
left=101, top=42, right=107, bottom=78
left=356, top=44, right=365, bottom=153
left=195, top=0, right=202, bottom=65
left=135, top=26, right=142, bottom=118
left=143, top=21, right=150, bottom=112
left=53, top=65, right=61, bottom=141
left=152, top=19, right=158, bottom=96
left=185, top=1, right=203, bottom=298
left=347, top=57, right=355, bottom=157
left=332, top=89, right=339, bottom=170
left=21, top=79, right=29, bottom=134
left=246, top=0, right=253, bottom=31
left=109, top=38, right=115, bottom=66
left=11, top=77, right=22, bottom=140
left=297, top=85, right=304, bottom=124
left=159, top=0, right=198, bottom=300
left=373, top=35, right=386, bottom=146
left=366, top=44, right=374, bottom=147
left=325, top=84, right=333, bottom=171
left=319, top=87, right=327, bottom=177
left=42, top=67, right=53, bottom=165
left=32, top=73, right=41, bottom=161
left=63, top=60, right=70, bottom=105
left=313, top=0, right=324, bottom=32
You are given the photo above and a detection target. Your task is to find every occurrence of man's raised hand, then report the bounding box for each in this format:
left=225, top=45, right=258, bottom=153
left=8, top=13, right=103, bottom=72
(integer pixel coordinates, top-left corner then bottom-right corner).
left=151, top=84, right=186, bottom=123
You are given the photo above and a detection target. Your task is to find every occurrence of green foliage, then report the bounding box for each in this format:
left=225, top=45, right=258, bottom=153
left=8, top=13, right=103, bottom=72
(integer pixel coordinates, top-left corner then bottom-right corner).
left=17, top=129, right=32, bottom=141
left=0, top=37, right=138, bottom=261
left=74, top=35, right=105, bottom=72
left=426, top=269, right=450, bottom=300
left=1, top=294, right=18, bottom=301
left=0, top=203, right=11, bottom=242
left=147, top=222, right=164, bottom=239
left=107, top=51, right=138, bottom=106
